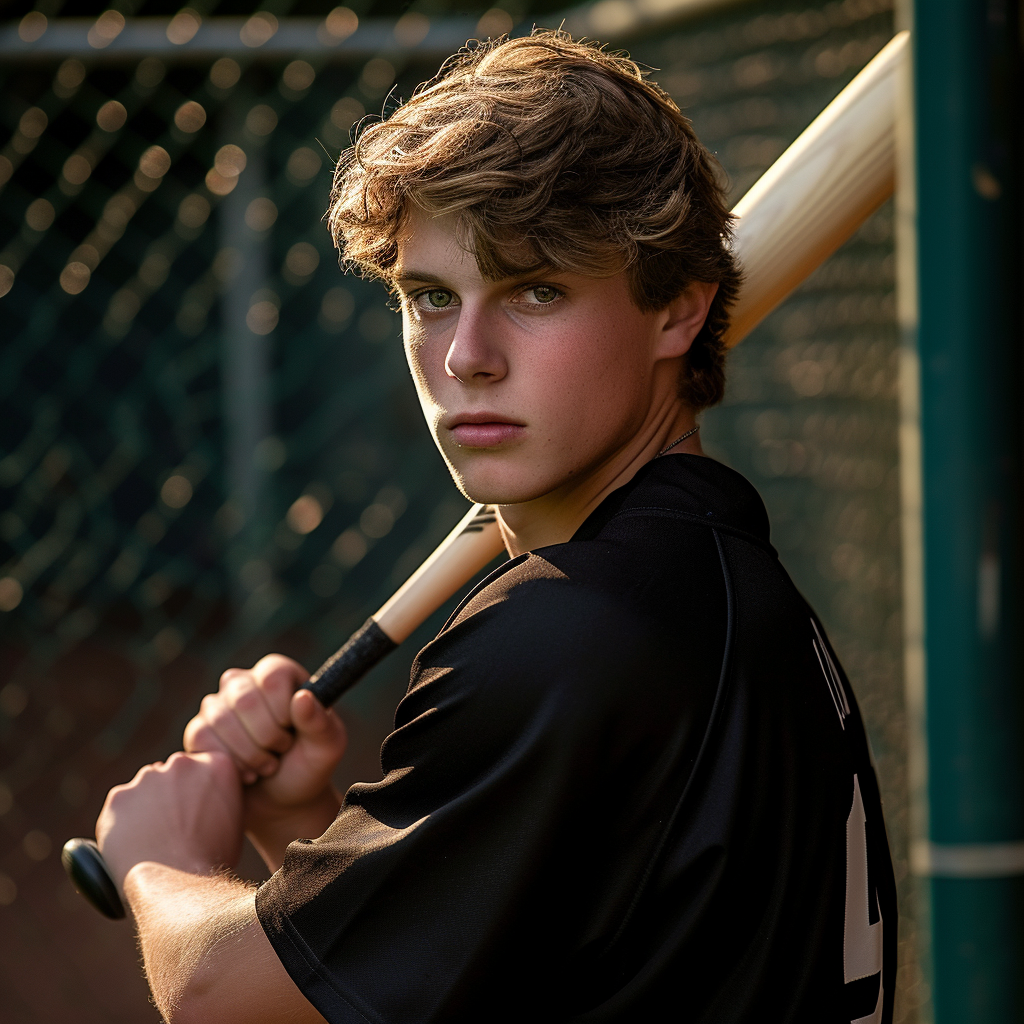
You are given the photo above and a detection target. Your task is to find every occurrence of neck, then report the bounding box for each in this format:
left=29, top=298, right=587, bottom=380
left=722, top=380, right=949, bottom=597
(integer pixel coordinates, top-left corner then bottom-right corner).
left=495, top=411, right=702, bottom=557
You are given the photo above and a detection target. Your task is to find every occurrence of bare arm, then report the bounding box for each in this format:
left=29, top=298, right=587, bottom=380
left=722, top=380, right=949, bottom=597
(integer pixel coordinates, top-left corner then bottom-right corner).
left=96, top=656, right=349, bottom=1019
left=125, top=862, right=326, bottom=1024
left=96, top=749, right=332, bottom=1022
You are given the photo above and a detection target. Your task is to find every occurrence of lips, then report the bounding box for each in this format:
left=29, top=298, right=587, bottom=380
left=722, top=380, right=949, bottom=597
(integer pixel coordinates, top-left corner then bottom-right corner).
left=446, top=413, right=525, bottom=448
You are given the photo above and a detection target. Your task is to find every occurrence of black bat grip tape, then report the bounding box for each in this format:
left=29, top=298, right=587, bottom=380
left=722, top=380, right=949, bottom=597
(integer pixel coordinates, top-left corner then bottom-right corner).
left=303, top=618, right=398, bottom=706
left=63, top=617, right=398, bottom=920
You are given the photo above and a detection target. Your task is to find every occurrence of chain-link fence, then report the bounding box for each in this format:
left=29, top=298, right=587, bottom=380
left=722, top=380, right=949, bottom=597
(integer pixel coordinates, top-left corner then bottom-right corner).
left=1, top=0, right=919, bottom=1020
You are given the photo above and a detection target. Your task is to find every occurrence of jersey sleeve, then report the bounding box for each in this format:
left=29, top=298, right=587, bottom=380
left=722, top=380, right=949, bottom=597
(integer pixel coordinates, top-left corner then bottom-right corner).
left=254, top=566, right=675, bottom=1024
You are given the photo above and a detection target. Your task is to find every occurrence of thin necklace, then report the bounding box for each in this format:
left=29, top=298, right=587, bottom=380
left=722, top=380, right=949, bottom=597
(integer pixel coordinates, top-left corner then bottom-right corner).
left=656, top=424, right=700, bottom=458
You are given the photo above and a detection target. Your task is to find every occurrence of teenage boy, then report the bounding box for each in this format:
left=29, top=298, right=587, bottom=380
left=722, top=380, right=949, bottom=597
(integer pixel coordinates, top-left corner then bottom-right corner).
left=95, top=31, right=896, bottom=1024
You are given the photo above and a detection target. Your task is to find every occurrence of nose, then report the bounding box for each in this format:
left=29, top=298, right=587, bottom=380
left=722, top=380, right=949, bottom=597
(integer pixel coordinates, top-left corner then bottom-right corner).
left=444, top=305, right=508, bottom=384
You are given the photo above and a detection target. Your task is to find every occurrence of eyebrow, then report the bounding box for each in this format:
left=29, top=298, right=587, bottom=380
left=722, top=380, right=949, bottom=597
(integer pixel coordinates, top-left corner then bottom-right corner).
left=395, top=265, right=561, bottom=288
left=395, top=270, right=447, bottom=286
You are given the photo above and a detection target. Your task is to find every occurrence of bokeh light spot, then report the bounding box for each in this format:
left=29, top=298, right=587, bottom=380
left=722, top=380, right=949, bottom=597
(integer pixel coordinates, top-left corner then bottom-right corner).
left=161, top=474, right=193, bottom=508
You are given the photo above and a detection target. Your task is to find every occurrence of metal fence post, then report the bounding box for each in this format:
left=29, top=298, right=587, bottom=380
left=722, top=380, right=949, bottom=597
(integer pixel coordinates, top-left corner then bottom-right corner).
left=219, top=97, right=275, bottom=614
left=909, top=1, right=1024, bottom=1019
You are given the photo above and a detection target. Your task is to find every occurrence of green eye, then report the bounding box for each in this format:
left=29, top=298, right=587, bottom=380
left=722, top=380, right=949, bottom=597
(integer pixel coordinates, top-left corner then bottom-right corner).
left=426, top=289, right=452, bottom=308
left=532, top=286, right=558, bottom=303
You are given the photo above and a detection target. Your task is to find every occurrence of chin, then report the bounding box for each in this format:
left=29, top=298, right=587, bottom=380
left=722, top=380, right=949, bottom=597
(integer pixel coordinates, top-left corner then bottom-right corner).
left=445, top=457, right=558, bottom=508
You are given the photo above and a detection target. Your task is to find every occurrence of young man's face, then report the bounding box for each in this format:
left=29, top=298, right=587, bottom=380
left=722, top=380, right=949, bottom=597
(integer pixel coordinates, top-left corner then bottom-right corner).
left=394, top=211, right=697, bottom=508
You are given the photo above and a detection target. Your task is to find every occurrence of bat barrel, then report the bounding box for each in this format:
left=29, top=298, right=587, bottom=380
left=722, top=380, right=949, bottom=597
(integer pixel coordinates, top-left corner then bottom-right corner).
left=723, top=30, right=907, bottom=348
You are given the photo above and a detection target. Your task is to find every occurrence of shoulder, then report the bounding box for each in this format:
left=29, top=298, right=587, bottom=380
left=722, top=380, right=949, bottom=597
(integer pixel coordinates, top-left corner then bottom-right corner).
left=376, top=556, right=664, bottom=794
left=403, top=522, right=727, bottom=737
left=397, top=460, right=761, bottom=748
left=413, top=552, right=661, bottom=710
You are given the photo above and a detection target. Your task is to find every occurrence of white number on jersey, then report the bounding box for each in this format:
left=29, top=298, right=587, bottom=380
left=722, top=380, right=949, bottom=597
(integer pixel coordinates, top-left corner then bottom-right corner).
left=846, top=774, right=883, bottom=1024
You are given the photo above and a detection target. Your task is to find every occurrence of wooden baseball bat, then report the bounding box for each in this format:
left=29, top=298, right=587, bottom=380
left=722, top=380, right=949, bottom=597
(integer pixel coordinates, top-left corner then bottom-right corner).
left=723, top=30, right=905, bottom=346
left=62, top=31, right=906, bottom=919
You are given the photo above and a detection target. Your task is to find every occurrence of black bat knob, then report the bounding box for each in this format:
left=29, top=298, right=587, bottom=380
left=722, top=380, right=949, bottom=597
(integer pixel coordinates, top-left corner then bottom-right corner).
left=61, top=838, right=125, bottom=919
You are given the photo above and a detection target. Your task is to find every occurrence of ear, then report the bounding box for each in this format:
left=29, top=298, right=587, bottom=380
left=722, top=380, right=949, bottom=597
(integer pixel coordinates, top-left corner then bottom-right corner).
left=655, top=281, right=720, bottom=360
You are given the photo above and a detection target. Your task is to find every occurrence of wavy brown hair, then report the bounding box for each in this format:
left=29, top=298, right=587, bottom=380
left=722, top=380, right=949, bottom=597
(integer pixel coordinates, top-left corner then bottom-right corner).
left=328, top=29, right=741, bottom=409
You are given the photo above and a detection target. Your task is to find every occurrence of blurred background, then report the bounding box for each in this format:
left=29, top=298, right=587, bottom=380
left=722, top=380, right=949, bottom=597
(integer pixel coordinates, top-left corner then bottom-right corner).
left=0, top=0, right=946, bottom=1018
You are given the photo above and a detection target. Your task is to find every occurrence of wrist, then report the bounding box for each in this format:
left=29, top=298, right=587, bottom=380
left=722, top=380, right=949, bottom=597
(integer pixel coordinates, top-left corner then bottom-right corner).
left=123, top=859, right=215, bottom=912
left=105, top=844, right=221, bottom=897
left=245, top=783, right=342, bottom=829
left=245, top=787, right=341, bottom=871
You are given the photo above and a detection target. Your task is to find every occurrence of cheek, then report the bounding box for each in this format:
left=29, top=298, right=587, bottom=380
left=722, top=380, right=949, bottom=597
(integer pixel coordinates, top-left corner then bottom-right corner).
left=402, top=324, right=437, bottom=399
left=538, top=322, right=647, bottom=420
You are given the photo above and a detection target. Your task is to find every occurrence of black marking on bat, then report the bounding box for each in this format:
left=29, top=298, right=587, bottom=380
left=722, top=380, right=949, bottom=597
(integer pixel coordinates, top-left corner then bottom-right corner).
left=462, top=505, right=498, bottom=533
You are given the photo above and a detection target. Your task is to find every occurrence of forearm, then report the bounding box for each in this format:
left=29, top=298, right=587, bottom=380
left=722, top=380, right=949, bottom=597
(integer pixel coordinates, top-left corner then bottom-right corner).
left=125, top=863, right=323, bottom=1023
left=246, top=786, right=342, bottom=872
left=126, top=863, right=256, bottom=1020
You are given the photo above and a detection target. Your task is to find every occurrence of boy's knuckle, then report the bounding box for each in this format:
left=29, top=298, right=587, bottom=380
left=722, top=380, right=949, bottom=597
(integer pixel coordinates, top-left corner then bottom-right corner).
left=219, top=667, right=244, bottom=689
left=257, top=653, right=307, bottom=684
left=106, top=781, right=129, bottom=803
left=231, top=685, right=262, bottom=713
left=199, top=693, right=223, bottom=717
left=204, top=702, right=234, bottom=733
left=185, top=720, right=214, bottom=750
left=253, top=653, right=285, bottom=675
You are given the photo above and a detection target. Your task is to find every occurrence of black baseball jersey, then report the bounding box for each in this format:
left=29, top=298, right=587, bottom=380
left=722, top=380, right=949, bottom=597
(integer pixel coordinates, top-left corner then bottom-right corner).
left=256, top=454, right=897, bottom=1023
